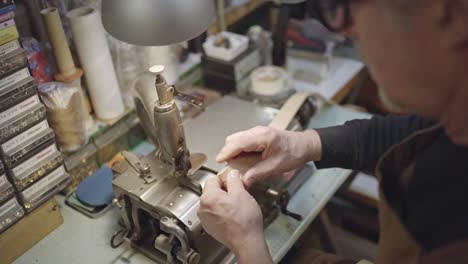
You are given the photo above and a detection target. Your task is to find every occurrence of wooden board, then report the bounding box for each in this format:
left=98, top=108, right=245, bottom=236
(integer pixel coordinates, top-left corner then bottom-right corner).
left=0, top=198, right=63, bottom=264
left=331, top=67, right=365, bottom=103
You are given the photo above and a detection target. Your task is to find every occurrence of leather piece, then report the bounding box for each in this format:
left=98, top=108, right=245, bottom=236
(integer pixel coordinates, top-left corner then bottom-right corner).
left=217, top=92, right=312, bottom=184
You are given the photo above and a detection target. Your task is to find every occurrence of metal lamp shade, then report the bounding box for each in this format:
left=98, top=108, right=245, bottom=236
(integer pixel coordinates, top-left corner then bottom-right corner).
left=101, top=0, right=216, bottom=46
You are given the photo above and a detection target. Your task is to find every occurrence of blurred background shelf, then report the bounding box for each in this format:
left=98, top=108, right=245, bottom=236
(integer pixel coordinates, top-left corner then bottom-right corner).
left=208, top=0, right=267, bottom=34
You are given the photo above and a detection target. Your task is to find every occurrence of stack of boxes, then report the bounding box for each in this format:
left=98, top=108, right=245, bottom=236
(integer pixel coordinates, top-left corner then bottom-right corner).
left=0, top=1, right=17, bottom=48
left=0, top=0, right=70, bottom=234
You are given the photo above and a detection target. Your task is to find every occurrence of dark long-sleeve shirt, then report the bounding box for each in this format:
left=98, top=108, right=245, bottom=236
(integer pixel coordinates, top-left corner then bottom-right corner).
left=314, top=115, right=468, bottom=252
left=315, top=115, right=434, bottom=172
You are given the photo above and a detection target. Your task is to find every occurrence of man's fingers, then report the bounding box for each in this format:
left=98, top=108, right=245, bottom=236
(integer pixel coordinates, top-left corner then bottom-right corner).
left=216, top=127, right=270, bottom=163
left=216, top=144, right=244, bottom=163
left=243, top=159, right=278, bottom=188
left=203, top=176, right=222, bottom=193
left=226, top=170, right=245, bottom=194
left=216, top=132, right=267, bottom=163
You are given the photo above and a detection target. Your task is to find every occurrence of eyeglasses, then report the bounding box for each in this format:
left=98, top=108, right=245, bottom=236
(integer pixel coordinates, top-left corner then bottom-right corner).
left=308, top=0, right=352, bottom=32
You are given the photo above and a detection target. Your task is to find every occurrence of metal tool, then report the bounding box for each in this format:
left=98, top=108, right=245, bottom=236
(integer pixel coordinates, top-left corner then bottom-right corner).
left=112, top=65, right=321, bottom=263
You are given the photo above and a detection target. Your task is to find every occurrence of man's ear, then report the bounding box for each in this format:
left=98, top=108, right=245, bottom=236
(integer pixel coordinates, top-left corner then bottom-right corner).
left=435, top=0, right=468, bottom=50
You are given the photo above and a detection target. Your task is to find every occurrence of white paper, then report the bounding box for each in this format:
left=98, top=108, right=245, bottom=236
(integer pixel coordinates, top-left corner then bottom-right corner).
left=67, top=7, right=124, bottom=120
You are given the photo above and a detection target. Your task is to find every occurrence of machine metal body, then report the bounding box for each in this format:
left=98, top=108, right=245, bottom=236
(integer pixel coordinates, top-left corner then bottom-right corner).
left=112, top=66, right=318, bottom=263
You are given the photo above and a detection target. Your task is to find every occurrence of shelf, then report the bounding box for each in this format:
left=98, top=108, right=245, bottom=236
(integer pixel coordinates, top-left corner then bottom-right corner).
left=208, top=0, right=267, bottom=34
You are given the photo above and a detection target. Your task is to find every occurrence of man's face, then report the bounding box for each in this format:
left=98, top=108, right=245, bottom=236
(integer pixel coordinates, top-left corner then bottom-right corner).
left=347, top=1, right=466, bottom=118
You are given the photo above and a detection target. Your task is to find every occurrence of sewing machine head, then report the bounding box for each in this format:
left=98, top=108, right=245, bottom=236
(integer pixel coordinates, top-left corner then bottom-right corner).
left=112, top=65, right=319, bottom=264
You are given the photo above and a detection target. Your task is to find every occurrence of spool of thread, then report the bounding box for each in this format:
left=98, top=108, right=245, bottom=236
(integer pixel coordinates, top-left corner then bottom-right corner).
left=69, top=78, right=94, bottom=131
left=39, top=82, right=87, bottom=152
left=41, top=7, right=82, bottom=82
left=67, top=7, right=125, bottom=121
left=39, top=8, right=92, bottom=130
left=250, top=66, right=291, bottom=97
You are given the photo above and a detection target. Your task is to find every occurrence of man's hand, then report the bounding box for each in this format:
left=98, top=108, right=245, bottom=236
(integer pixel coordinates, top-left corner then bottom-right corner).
left=198, top=170, right=273, bottom=264
left=216, top=126, right=322, bottom=187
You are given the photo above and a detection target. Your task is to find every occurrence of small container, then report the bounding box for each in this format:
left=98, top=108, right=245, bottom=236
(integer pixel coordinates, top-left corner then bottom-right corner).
left=0, top=77, right=37, bottom=113
left=64, top=143, right=99, bottom=193
left=9, top=144, right=63, bottom=191
left=0, top=167, right=14, bottom=203
left=0, top=197, right=24, bottom=233
left=1, top=120, right=55, bottom=168
left=0, top=95, right=47, bottom=143
left=124, top=112, right=146, bottom=148
left=19, top=165, right=70, bottom=212
left=203, top=31, right=249, bottom=61
left=94, top=121, right=130, bottom=165
left=0, top=48, right=28, bottom=79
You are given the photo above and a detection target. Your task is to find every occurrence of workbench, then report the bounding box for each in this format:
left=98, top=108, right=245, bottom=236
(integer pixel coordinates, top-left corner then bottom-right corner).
left=288, top=56, right=366, bottom=103
left=14, top=101, right=371, bottom=264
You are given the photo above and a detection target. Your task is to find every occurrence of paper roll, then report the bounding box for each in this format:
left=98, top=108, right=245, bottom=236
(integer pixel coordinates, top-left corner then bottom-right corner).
left=41, top=8, right=81, bottom=81
left=67, top=7, right=124, bottom=121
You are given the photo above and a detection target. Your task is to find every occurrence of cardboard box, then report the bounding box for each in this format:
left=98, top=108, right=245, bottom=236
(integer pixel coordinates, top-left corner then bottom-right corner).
left=0, top=198, right=63, bottom=264
left=0, top=20, right=18, bottom=46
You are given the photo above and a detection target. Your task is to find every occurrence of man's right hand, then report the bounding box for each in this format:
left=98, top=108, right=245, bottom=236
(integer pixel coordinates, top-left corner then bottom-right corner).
left=216, top=126, right=323, bottom=187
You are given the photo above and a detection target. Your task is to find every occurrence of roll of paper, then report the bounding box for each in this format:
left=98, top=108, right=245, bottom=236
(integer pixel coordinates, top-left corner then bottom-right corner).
left=41, top=8, right=78, bottom=80
left=67, top=7, right=124, bottom=121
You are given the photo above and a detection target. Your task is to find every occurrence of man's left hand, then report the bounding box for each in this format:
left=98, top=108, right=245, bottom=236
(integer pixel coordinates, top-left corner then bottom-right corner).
left=197, top=170, right=272, bottom=263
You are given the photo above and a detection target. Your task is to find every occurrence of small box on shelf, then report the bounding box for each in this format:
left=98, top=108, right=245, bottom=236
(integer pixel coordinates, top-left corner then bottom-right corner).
left=7, top=143, right=63, bottom=191
left=0, top=40, right=27, bottom=78
left=0, top=19, right=18, bottom=46
left=0, top=95, right=47, bottom=143
left=1, top=120, right=55, bottom=168
left=0, top=197, right=24, bottom=234
left=18, top=165, right=70, bottom=213
left=0, top=162, right=14, bottom=203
